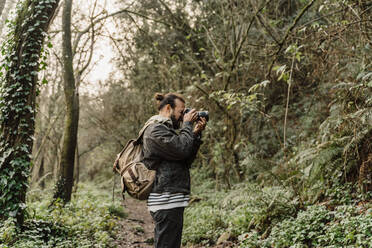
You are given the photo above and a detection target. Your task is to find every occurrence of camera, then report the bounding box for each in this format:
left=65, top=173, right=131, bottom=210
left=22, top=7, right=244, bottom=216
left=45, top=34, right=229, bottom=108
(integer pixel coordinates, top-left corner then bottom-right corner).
left=184, top=108, right=209, bottom=122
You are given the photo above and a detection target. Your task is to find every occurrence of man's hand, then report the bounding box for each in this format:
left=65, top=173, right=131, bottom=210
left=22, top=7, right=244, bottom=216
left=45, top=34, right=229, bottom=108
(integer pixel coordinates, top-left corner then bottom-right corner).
left=183, top=109, right=198, bottom=123
left=193, top=117, right=207, bottom=135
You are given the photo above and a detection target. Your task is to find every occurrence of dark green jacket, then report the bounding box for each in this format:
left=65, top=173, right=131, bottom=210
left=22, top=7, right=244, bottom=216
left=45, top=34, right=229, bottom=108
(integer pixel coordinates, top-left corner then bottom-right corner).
left=142, top=115, right=202, bottom=194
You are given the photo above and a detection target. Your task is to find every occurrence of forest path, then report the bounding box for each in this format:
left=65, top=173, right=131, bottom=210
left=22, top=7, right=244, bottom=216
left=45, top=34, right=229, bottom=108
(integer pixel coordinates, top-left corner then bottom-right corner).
left=113, top=197, right=237, bottom=247
left=114, top=197, right=154, bottom=247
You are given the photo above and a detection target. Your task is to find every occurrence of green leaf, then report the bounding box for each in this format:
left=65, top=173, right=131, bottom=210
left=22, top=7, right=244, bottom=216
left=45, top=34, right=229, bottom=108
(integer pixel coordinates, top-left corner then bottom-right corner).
left=362, top=72, right=372, bottom=81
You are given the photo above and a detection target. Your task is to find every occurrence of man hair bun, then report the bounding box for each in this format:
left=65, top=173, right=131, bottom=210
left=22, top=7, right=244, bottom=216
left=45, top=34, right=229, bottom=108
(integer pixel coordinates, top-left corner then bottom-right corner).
left=154, top=93, right=165, bottom=102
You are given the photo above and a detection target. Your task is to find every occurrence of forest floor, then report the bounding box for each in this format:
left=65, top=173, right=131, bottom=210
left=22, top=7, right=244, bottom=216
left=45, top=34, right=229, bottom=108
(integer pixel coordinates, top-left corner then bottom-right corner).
left=113, top=197, right=237, bottom=248
left=114, top=197, right=154, bottom=247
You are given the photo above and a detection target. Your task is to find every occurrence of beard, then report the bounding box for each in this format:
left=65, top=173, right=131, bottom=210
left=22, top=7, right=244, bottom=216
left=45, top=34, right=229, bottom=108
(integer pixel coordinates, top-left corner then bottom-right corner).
left=170, top=113, right=182, bottom=129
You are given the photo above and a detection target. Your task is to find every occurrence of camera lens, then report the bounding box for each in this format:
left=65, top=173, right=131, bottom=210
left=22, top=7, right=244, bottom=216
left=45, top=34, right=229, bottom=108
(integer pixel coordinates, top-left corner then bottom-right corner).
left=198, top=111, right=209, bottom=122
left=184, top=108, right=209, bottom=122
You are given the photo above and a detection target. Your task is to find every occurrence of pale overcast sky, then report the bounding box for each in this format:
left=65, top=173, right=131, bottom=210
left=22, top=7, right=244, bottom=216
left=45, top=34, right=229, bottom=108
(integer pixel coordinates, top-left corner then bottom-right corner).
left=77, top=0, right=120, bottom=94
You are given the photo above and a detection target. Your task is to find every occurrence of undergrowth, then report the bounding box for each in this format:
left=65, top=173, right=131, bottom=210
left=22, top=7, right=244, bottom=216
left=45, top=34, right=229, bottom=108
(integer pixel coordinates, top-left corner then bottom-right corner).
left=183, top=175, right=298, bottom=246
left=183, top=170, right=372, bottom=247
left=0, top=182, right=126, bottom=248
left=239, top=205, right=372, bottom=247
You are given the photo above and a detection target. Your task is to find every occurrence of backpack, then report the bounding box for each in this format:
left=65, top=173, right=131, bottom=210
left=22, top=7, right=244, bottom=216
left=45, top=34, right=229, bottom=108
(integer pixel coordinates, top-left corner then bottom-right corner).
left=113, top=116, right=170, bottom=200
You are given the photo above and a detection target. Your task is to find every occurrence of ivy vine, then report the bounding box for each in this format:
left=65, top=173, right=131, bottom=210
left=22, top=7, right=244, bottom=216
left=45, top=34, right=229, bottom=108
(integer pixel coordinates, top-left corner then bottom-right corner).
left=0, top=0, right=59, bottom=224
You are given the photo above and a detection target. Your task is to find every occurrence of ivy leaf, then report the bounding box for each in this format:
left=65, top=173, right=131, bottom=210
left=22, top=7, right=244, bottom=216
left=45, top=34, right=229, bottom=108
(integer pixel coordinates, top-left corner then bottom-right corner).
left=9, top=210, right=17, bottom=217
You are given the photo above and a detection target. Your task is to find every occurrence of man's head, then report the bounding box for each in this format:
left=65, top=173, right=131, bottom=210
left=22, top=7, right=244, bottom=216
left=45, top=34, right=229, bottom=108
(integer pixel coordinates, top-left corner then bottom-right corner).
left=155, top=93, right=185, bottom=129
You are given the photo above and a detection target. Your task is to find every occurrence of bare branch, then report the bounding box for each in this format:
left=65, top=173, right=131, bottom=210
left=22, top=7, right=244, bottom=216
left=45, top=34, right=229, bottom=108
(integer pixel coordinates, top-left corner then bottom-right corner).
left=72, top=8, right=175, bottom=55
left=266, top=0, right=317, bottom=79
left=78, top=16, right=96, bottom=75
left=224, top=0, right=270, bottom=90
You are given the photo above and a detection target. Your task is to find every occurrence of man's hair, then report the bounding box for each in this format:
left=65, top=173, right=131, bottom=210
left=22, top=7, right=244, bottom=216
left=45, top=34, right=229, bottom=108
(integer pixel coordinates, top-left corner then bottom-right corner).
left=154, top=92, right=185, bottom=110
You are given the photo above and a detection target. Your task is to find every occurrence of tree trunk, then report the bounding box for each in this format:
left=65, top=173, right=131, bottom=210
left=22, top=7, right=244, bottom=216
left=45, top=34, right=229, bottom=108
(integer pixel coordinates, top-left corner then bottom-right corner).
left=73, top=73, right=81, bottom=192
left=73, top=142, right=79, bottom=192
left=53, top=0, right=79, bottom=203
left=0, top=0, right=59, bottom=225
left=39, top=156, right=45, bottom=189
left=31, top=109, right=43, bottom=186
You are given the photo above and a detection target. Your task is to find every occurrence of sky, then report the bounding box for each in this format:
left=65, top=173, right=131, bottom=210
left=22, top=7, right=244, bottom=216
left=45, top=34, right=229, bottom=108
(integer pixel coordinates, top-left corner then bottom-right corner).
left=79, top=0, right=118, bottom=94
left=0, top=0, right=128, bottom=95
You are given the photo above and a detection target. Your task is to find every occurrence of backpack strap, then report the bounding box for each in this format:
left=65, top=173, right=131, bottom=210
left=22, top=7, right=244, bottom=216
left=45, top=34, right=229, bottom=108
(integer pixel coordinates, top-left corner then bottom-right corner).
left=113, top=139, right=134, bottom=173
left=134, top=121, right=154, bottom=145
left=134, top=115, right=172, bottom=145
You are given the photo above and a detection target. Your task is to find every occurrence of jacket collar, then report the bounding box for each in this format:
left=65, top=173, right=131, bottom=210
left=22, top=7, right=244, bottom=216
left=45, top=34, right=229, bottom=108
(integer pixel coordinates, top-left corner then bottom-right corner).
left=138, top=115, right=173, bottom=136
left=147, top=115, right=173, bottom=126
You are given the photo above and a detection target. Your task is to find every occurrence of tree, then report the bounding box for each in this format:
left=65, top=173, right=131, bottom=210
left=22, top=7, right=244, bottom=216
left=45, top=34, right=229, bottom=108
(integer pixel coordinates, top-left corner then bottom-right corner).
left=53, top=0, right=78, bottom=203
left=53, top=0, right=110, bottom=201
left=0, top=0, right=59, bottom=225
left=105, top=0, right=371, bottom=192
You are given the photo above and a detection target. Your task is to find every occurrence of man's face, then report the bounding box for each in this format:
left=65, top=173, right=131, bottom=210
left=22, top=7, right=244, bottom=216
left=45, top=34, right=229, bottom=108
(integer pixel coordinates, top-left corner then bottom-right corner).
left=170, top=98, right=185, bottom=129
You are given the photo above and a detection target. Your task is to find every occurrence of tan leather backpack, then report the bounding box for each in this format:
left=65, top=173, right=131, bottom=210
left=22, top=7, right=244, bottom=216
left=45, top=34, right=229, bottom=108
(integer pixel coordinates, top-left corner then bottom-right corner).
left=113, top=116, right=170, bottom=200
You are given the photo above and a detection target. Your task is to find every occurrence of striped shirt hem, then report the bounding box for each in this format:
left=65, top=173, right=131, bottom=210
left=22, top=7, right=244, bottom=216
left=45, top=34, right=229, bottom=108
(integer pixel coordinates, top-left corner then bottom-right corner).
left=147, top=192, right=189, bottom=212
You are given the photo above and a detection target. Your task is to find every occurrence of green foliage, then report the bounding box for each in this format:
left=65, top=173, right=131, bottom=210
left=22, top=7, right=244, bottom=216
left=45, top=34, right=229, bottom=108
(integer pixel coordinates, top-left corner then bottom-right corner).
left=184, top=205, right=227, bottom=245
left=22, top=0, right=371, bottom=246
left=280, top=62, right=372, bottom=203
left=108, top=204, right=128, bottom=219
left=183, top=178, right=371, bottom=247
left=239, top=205, right=372, bottom=247
left=0, top=182, right=126, bottom=247
left=183, top=176, right=298, bottom=245
left=0, top=0, right=58, bottom=223
left=184, top=169, right=371, bottom=247
left=0, top=218, right=17, bottom=245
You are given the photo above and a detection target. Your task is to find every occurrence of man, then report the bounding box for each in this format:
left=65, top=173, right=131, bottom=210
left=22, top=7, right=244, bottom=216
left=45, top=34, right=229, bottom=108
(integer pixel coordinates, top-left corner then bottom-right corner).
left=142, top=92, right=207, bottom=248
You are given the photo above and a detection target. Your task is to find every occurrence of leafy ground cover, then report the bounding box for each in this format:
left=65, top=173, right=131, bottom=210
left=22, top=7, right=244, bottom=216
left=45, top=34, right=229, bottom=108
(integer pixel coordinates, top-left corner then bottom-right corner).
left=0, top=182, right=126, bottom=248
left=183, top=171, right=372, bottom=247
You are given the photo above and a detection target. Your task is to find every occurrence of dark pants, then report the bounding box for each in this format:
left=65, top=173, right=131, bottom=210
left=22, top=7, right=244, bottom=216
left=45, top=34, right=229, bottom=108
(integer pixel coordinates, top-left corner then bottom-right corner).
left=150, top=207, right=185, bottom=248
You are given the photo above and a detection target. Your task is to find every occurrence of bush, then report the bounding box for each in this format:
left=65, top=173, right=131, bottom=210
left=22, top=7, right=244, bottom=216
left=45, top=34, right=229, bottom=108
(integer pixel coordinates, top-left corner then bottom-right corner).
left=182, top=179, right=298, bottom=245
left=0, top=182, right=126, bottom=248
left=183, top=174, right=371, bottom=247
left=239, top=204, right=372, bottom=247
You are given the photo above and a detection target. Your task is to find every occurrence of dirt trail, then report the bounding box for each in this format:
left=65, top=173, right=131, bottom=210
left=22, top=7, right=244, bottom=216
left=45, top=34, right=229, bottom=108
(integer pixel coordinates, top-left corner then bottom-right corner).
left=114, top=197, right=237, bottom=248
left=115, top=197, right=154, bottom=247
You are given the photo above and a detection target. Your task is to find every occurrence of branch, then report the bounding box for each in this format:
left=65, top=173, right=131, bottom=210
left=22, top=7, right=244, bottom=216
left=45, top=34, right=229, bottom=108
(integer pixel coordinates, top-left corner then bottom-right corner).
left=224, top=0, right=270, bottom=90
left=72, top=8, right=175, bottom=55
left=194, top=84, right=235, bottom=123
left=79, top=16, right=96, bottom=75
left=79, top=139, right=106, bottom=158
left=266, top=0, right=317, bottom=79
left=32, top=108, right=64, bottom=163
left=255, top=13, right=280, bottom=45
left=158, top=0, right=182, bottom=27
left=298, top=3, right=357, bottom=29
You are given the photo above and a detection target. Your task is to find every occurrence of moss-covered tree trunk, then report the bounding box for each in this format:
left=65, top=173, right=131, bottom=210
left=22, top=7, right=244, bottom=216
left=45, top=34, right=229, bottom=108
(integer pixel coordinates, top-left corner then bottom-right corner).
left=73, top=143, right=80, bottom=190
left=0, top=0, right=59, bottom=225
left=53, top=0, right=79, bottom=203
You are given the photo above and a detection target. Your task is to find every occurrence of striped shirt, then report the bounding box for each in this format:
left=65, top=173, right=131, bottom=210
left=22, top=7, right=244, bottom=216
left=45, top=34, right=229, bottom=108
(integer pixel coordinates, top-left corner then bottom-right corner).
left=147, top=192, right=190, bottom=212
